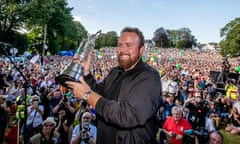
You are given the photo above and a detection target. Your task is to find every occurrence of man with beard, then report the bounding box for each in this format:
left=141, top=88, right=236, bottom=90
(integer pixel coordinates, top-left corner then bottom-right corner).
left=66, top=27, right=162, bottom=144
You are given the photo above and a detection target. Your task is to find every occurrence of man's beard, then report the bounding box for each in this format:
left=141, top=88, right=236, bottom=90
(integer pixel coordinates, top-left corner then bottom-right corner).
left=118, top=52, right=140, bottom=69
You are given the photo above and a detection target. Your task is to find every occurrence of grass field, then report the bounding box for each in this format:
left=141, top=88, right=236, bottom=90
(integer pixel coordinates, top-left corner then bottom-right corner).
left=220, top=129, right=240, bottom=144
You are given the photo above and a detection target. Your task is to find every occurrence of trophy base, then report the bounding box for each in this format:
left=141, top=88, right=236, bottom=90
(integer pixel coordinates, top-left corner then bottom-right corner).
left=55, top=62, right=84, bottom=88
left=55, top=74, right=80, bottom=88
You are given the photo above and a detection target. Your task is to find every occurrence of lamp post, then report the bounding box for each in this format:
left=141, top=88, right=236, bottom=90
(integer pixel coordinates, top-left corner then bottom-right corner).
left=43, top=23, right=47, bottom=56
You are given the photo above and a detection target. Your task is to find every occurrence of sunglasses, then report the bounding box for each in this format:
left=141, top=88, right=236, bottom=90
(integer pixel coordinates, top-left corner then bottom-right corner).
left=43, top=124, right=54, bottom=127
left=83, top=117, right=90, bottom=120
left=32, top=99, right=39, bottom=101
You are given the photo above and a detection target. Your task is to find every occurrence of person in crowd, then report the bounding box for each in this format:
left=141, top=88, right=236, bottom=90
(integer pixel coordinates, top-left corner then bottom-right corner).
left=158, top=94, right=176, bottom=144
left=178, top=76, right=189, bottom=103
left=0, top=94, right=10, bottom=144
left=183, top=95, right=210, bottom=128
left=16, top=88, right=32, bottom=136
left=225, top=107, right=240, bottom=135
left=26, top=95, right=44, bottom=137
left=225, top=78, right=238, bottom=100
left=207, top=102, right=221, bottom=129
left=233, top=95, right=240, bottom=114
left=168, top=75, right=179, bottom=98
left=184, top=96, right=216, bottom=133
left=161, top=73, right=171, bottom=98
left=71, top=112, right=97, bottom=144
left=163, top=106, right=192, bottom=144
left=208, top=130, right=223, bottom=144
left=198, top=77, right=207, bottom=92
left=53, top=93, right=76, bottom=127
left=205, top=78, right=217, bottom=98
left=28, top=117, right=61, bottom=144
left=75, top=101, right=90, bottom=122
left=66, top=27, right=162, bottom=144
left=5, top=80, right=18, bottom=106
left=160, top=94, right=176, bottom=123
left=47, top=88, right=63, bottom=116
left=215, top=96, right=231, bottom=124
left=0, top=72, right=11, bottom=92
left=55, top=108, right=73, bottom=144
left=38, top=86, right=51, bottom=120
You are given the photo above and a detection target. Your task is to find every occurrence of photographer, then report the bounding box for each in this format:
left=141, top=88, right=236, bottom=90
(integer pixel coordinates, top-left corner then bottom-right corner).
left=47, top=88, right=63, bottom=116
left=183, top=96, right=211, bottom=129
left=183, top=96, right=216, bottom=144
left=53, top=92, right=75, bottom=129
left=26, top=95, right=44, bottom=138
left=71, top=112, right=97, bottom=144
left=185, top=129, right=223, bottom=144
left=222, top=58, right=231, bottom=74
left=55, top=108, right=73, bottom=144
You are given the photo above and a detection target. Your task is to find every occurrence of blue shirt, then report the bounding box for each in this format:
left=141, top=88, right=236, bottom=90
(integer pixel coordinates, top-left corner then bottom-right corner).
left=71, top=123, right=97, bottom=144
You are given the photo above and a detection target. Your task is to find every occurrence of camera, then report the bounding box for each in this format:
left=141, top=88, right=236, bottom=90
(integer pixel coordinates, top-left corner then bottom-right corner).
left=63, top=95, right=68, bottom=102
left=184, top=127, right=209, bottom=144
left=192, top=127, right=209, bottom=139
left=61, top=114, right=67, bottom=122
left=199, top=100, right=209, bottom=109
left=81, top=123, right=91, bottom=142
left=60, top=114, right=72, bottom=126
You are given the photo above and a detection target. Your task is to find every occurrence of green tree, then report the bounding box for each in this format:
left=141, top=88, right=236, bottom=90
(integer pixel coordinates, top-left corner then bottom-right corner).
left=220, top=17, right=240, bottom=57
left=0, top=0, right=30, bottom=52
left=24, top=0, right=87, bottom=54
left=154, top=27, right=196, bottom=48
left=176, top=40, right=186, bottom=48
left=94, top=31, right=118, bottom=49
left=105, top=31, right=118, bottom=47
left=166, top=30, right=181, bottom=47
left=179, top=28, right=196, bottom=48
left=0, top=0, right=87, bottom=55
left=153, top=27, right=169, bottom=48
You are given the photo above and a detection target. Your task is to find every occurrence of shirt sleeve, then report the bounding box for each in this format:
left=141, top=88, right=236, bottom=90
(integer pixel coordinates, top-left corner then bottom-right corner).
left=71, top=125, right=80, bottom=143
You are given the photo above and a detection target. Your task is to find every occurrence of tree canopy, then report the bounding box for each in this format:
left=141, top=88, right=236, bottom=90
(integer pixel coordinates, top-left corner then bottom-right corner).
left=152, top=27, right=196, bottom=49
left=0, top=0, right=88, bottom=55
left=220, top=17, right=240, bottom=57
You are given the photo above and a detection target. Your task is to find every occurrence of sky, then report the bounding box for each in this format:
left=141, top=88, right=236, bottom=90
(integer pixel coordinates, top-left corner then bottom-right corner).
left=67, top=0, right=239, bottom=44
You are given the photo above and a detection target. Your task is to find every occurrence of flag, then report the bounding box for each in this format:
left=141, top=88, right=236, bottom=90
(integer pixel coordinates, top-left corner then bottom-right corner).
left=30, top=54, right=39, bottom=64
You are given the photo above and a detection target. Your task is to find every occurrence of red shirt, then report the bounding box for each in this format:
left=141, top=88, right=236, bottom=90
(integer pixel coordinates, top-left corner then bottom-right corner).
left=163, top=116, right=192, bottom=144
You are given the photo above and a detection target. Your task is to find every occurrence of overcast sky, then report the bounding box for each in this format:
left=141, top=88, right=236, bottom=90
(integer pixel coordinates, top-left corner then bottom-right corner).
left=67, top=0, right=239, bottom=44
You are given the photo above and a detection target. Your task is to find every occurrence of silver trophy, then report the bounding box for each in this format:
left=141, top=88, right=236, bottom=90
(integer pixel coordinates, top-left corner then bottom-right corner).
left=55, top=30, right=101, bottom=87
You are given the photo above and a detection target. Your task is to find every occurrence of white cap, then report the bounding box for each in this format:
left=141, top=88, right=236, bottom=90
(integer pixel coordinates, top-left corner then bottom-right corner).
left=42, top=117, right=56, bottom=126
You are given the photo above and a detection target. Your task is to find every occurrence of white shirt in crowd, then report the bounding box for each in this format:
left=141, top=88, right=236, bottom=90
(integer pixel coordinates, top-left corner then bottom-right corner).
left=27, top=105, right=44, bottom=128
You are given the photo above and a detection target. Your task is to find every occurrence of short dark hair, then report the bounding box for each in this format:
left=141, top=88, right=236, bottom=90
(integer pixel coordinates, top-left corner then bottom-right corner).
left=121, top=27, right=145, bottom=48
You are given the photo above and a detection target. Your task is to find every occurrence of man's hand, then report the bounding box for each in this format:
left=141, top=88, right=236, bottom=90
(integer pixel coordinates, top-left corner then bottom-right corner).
left=65, top=77, right=91, bottom=100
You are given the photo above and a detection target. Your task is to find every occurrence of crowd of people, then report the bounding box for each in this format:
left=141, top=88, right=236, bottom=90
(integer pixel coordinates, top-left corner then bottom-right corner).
left=1, top=27, right=240, bottom=144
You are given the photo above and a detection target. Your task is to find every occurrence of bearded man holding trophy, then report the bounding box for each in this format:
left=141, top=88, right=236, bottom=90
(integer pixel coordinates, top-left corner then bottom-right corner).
left=58, top=27, right=162, bottom=144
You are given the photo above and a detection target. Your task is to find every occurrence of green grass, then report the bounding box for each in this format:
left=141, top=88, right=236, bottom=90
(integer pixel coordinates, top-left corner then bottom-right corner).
left=220, top=129, right=240, bottom=144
